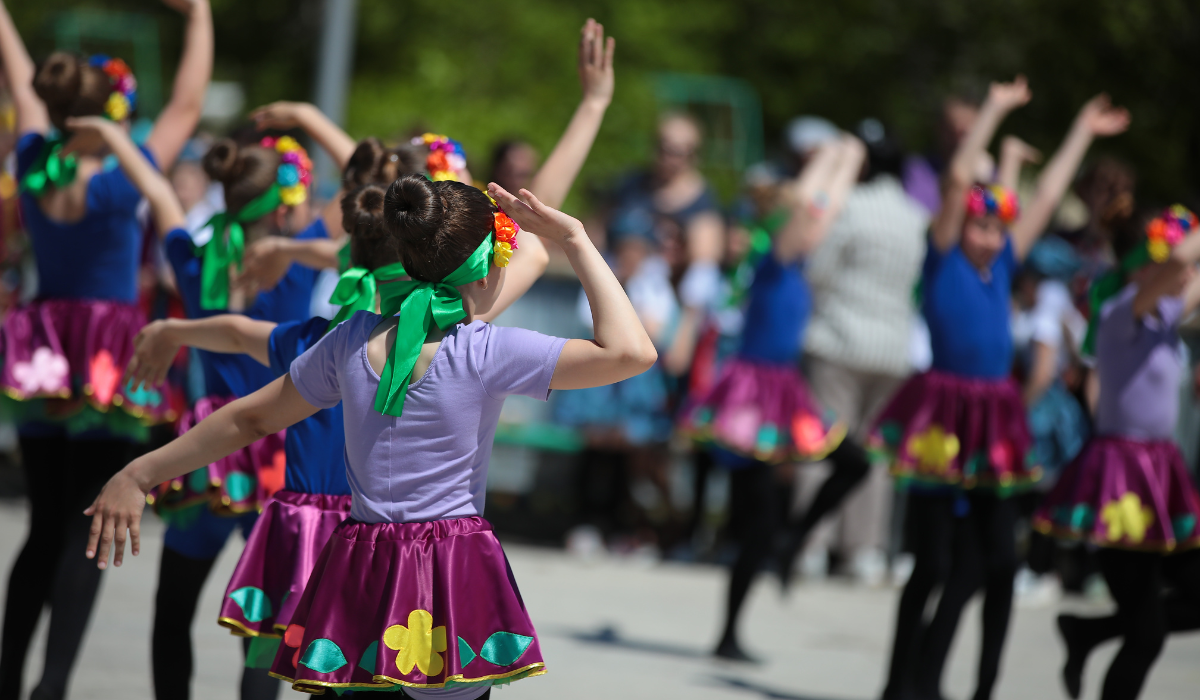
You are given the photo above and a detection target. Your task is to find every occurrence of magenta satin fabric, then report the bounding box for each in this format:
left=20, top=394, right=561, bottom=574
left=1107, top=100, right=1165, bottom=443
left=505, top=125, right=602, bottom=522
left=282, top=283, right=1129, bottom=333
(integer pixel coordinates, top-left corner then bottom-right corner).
left=271, top=516, right=545, bottom=693
left=682, top=357, right=843, bottom=463
left=868, top=369, right=1039, bottom=490
left=151, top=395, right=285, bottom=515
left=1035, top=437, right=1200, bottom=552
left=0, top=298, right=170, bottom=421
left=219, top=490, right=352, bottom=636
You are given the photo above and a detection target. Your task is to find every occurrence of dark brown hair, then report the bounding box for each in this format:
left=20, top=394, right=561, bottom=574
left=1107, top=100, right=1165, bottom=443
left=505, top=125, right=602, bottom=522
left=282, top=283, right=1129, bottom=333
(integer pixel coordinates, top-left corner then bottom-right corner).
left=340, top=184, right=399, bottom=270
left=342, top=138, right=424, bottom=189
left=202, top=138, right=282, bottom=213
left=33, top=53, right=113, bottom=131
left=383, top=174, right=495, bottom=281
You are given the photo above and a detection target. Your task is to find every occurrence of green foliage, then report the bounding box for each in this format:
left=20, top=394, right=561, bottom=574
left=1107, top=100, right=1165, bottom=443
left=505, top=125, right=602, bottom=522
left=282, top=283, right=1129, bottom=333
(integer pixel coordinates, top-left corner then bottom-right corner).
left=9, top=0, right=1199, bottom=205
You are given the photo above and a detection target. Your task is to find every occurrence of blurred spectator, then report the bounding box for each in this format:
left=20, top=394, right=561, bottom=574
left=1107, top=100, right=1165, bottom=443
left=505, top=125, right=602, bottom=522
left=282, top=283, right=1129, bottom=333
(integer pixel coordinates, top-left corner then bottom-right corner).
left=489, top=139, right=540, bottom=195
left=796, top=119, right=928, bottom=583
left=903, top=90, right=993, bottom=215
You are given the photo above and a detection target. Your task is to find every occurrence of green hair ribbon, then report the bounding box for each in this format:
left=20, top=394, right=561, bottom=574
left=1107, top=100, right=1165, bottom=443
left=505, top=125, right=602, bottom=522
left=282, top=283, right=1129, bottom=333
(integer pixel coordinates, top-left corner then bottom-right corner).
left=20, top=138, right=79, bottom=196
left=194, top=184, right=283, bottom=310
left=325, top=261, right=408, bottom=332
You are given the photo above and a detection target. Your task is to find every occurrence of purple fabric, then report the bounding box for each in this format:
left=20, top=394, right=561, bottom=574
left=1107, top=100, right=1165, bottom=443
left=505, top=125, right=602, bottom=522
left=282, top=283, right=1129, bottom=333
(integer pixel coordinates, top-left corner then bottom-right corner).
left=902, top=155, right=942, bottom=216
left=868, top=370, right=1040, bottom=492
left=289, top=311, right=566, bottom=524
left=683, top=357, right=843, bottom=464
left=219, top=490, right=352, bottom=636
left=270, top=516, right=545, bottom=692
left=149, top=395, right=286, bottom=515
left=0, top=298, right=171, bottom=423
left=1096, top=285, right=1185, bottom=440
left=1035, top=437, right=1200, bottom=552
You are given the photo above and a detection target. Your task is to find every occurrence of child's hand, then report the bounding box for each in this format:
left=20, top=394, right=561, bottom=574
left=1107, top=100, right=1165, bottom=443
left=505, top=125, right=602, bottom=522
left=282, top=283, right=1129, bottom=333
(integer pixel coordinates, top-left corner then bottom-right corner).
left=84, top=468, right=148, bottom=569
left=236, top=236, right=293, bottom=294
left=1001, top=135, right=1042, bottom=166
left=1077, top=94, right=1131, bottom=137
left=126, top=320, right=180, bottom=392
left=578, top=18, right=615, bottom=107
left=488, top=183, right=584, bottom=246
left=63, top=115, right=119, bottom=141
left=250, top=101, right=314, bottom=132
left=987, top=75, right=1032, bottom=112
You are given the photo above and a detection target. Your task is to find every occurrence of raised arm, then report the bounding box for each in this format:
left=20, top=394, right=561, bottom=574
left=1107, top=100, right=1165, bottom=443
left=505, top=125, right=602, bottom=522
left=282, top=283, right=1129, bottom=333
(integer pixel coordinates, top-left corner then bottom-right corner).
left=1009, top=95, right=1130, bottom=260
left=250, top=101, right=356, bottom=171
left=488, top=183, right=656, bottom=388
left=930, top=76, right=1031, bottom=252
left=144, top=0, right=213, bottom=171
left=997, top=135, right=1041, bottom=193
left=85, top=375, right=318, bottom=568
left=127, top=315, right=276, bottom=391
left=1134, top=229, right=1200, bottom=319
left=0, top=1, right=48, bottom=135
left=66, top=116, right=184, bottom=233
left=773, top=135, right=865, bottom=263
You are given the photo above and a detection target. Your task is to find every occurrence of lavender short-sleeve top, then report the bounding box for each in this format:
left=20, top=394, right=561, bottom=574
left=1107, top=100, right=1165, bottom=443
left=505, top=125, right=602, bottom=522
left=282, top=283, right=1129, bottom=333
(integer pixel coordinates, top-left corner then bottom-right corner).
left=290, top=311, right=566, bottom=524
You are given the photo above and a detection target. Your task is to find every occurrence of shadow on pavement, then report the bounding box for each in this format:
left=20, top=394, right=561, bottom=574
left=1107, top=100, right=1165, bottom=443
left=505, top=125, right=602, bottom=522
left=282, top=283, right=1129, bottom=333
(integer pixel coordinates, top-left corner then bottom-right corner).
left=550, top=624, right=708, bottom=659
left=710, top=676, right=863, bottom=700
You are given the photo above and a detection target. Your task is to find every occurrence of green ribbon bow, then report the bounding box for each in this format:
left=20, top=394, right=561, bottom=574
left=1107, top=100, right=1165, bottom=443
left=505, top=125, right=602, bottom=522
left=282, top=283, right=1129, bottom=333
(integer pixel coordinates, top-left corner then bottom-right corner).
left=1081, top=245, right=1155, bottom=357
left=194, top=184, right=283, bottom=310
left=20, top=138, right=78, bottom=196
left=372, top=234, right=494, bottom=417
left=326, top=261, right=408, bottom=332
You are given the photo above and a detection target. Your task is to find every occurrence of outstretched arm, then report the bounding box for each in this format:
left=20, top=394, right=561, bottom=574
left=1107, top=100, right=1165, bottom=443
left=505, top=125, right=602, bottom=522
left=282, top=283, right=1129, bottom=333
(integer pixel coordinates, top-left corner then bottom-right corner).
left=127, top=315, right=276, bottom=391
left=489, top=183, right=657, bottom=389
left=0, top=1, right=48, bottom=135
left=85, top=375, right=318, bottom=569
left=930, top=76, right=1031, bottom=253
left=66, top=116, right=184, bottom=234
left=250, top=101, right=357, bottom=171
left=236, top=227, right=346, bottom=294
left=773, top=135, right=865, bottom=263
left=997, top=135, right=1041, bottom=193
left=144, top=0, right=213, bottom=171
left=1010, top=95, right=1130, bottom=260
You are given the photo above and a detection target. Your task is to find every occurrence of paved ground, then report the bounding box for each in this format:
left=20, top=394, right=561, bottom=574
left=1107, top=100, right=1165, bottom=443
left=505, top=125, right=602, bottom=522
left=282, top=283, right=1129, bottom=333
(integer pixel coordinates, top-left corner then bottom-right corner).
left=2, top=501, right=1198, bottom=700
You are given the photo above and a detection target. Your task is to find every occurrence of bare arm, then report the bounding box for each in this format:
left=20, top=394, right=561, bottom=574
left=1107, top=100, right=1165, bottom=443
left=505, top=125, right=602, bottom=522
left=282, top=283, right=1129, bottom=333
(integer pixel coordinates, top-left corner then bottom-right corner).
left=251, top=102, right=356, bottom=170
left=126, top=315, right=276, bottom=391
left=66, top=116, right=184, bottom=233
left=774, top=135, right=865, bottom=263
left=144, top=0, right=213, bottom=171
left=930, top=76, right=1031, bottom=253
left=1023, top=340, right=1057, bottom=406
left=0, top=1, right=47, bottom=135
left=997, top=135, right=1041, bottom=193
left=1010, top=95, right=1130, bottom=260
left=84, top=375, right=318, bottom=568
left=236, top=224, right=346, bottom=294
left=1133, top=232, right=1200, bottom=318
left=488, top=183, right=656, bottom=389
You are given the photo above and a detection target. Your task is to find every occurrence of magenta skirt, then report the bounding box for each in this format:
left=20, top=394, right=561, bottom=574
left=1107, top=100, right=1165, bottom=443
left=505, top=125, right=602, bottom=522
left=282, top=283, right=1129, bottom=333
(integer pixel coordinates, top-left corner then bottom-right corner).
left=681, top=357, right=844, bottom=464
left=269, top=516, right=546, bottom=693
left=0, top=299, right=172, bottom=424
left=1034, top=437, right=1200, bottom=552
left=219, top=490, right=352, bottom=637
left=868, top=370, right=1040, bottom=493
left=148, top=396, right=285, bottom=516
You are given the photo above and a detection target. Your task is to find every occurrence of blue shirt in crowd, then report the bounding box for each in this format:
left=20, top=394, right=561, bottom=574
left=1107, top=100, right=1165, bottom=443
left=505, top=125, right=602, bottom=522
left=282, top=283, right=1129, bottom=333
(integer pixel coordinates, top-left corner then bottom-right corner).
left=738, top=253, right=811, bottom=365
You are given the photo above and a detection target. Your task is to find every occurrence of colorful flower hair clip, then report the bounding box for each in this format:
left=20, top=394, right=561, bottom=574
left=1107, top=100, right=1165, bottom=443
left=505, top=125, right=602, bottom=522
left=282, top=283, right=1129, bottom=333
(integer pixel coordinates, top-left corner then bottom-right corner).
left=965, top=184, right=1019, bottom=225
left=411, top=133, right=467, bottom=182
left=260, top=136, right=313, bottom=206
left=88, top=55, right=137, bottom=122
left=1144, top=204, right=1198, bottom=263
left=486, top=193, right=520, bottom=268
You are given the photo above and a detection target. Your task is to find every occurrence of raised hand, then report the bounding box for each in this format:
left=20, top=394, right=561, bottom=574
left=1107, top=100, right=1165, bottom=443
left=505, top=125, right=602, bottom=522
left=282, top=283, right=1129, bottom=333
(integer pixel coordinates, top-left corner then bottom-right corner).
left=1077, top=94, right=1131, bottom=137
left=84, top=469, right=147, bottom=569
left=63, top=115, right=120, bottom=143
left=1001, top=135, right=1042, bottom=166
left=126, top=320, right=181, bottom=392
left=578, top=18, right=615, bottom=107
left=236, top=237, right=294, bottom=294
left=487, top=182, right=584, bottom=246
left=988, top=75, right=1032, bottom=112
left=250, top=101, right=313, bottom=132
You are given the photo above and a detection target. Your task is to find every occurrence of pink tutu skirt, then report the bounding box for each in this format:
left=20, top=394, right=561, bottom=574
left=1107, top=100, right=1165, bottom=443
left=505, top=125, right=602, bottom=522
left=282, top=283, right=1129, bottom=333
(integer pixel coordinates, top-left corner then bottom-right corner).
left=219, top=490, right=352, bottom=637
left=868, top=370, right=1040, bottom=493
left=148, top=396, right=285, bottom=516
left=0, top=299, right=173, bottom=431
left=1034, top=437, right=1200, bottom=552
left=681, top=357, right=844, bottom=464
left=270, top=516, right=545, bottom=694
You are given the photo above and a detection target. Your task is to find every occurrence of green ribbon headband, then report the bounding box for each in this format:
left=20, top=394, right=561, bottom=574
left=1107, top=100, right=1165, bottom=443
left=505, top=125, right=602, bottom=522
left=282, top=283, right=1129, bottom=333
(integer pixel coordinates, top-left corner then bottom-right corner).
left=20, top=138, right=78, bottom=197
left=372, top=234, right=494, bottom=417
left=194, top=184, right=284, bottom=310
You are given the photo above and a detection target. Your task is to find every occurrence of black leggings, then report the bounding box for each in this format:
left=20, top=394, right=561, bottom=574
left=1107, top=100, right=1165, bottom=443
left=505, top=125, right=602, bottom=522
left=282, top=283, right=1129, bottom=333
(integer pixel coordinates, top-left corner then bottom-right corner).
left=717, top=439, right=870, bottom=649
left=913, top=493, right=1019, bottom=700
left=0, top=436, right=130, bottom=700
left=152, top=548, right=279, bottom=700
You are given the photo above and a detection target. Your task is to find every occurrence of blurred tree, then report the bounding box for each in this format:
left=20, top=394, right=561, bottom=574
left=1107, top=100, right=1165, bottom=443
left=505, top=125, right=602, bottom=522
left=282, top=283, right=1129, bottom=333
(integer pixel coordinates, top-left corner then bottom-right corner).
left=5, top=0, right=1198, bottom=206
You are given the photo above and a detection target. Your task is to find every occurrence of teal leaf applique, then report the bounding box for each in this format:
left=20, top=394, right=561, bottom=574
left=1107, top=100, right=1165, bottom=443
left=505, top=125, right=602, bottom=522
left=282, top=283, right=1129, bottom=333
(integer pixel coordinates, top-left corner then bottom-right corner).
left=458, top=636, right=477, bottom=667
left=227, top=586, right=273, bottom=623
left=479, top=631, right=533, bottom=667
left=186, top=466, right=209, bottom=494
left=300, top=638, right=348, bottom=674
left=224, top=472, right=254, bottom=502
left=358, top=640, right=378, bottom=674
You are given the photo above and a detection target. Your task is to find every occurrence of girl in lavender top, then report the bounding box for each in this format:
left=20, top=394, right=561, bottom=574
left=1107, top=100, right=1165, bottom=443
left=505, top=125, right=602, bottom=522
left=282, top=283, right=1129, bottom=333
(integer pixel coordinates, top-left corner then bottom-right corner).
left=84, top=170, right=657, bottom=697
left=1035, top=206, right=1200, bottom=700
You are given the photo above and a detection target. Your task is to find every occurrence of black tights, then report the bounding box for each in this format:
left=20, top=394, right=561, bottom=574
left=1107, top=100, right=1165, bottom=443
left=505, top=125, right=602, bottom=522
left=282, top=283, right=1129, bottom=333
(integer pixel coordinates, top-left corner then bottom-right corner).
left=913, top=493, right=1019, bottom=700
left=152, top=548, right=279, bottom=700
left=0, top=436, right=129, bottom=700
left=717, top=439, right=870, bottom=651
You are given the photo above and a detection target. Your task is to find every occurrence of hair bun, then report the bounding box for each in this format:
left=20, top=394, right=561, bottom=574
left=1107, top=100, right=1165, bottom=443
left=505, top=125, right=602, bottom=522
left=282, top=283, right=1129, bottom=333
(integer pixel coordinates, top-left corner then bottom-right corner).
left=384, top=174, right=443, bottom=246
left=33, top=53, right=83, bottom=110
left=343, top=138, right=386, bottom=188
left=342, top=184, right=387, bottom=240
left=202, top=138, right=244, bottom=184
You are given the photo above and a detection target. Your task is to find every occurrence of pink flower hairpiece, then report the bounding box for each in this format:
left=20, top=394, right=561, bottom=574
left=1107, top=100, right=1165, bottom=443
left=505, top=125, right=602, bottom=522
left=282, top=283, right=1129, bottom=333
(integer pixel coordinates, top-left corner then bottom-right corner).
left=260, top=136, right=313, bottom=206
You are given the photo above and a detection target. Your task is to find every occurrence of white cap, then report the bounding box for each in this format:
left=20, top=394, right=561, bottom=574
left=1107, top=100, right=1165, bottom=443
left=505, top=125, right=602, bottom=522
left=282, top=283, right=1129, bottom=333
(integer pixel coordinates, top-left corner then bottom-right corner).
left=787, top=116, right=838, bottom=155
